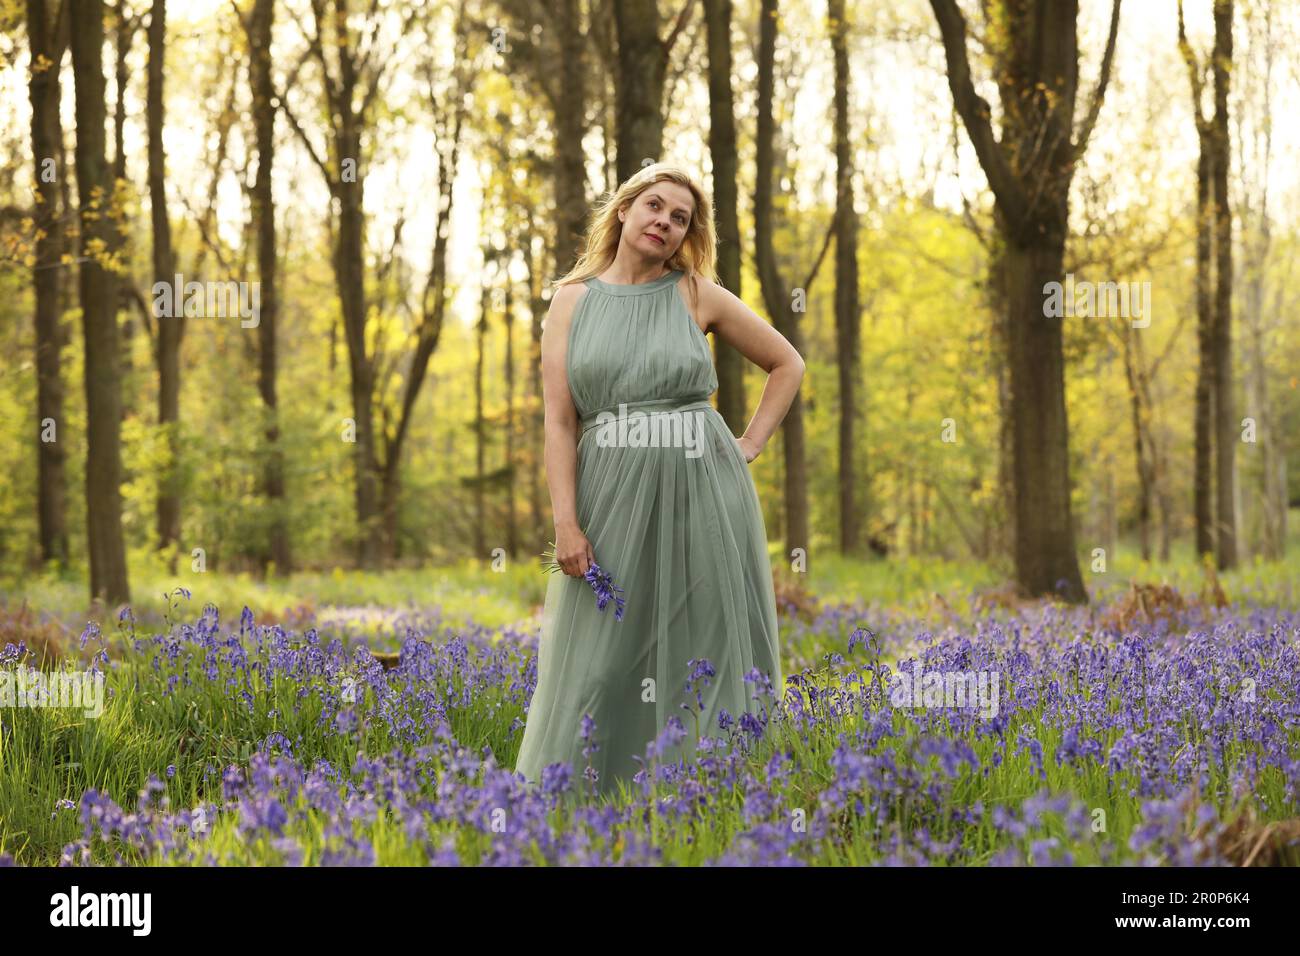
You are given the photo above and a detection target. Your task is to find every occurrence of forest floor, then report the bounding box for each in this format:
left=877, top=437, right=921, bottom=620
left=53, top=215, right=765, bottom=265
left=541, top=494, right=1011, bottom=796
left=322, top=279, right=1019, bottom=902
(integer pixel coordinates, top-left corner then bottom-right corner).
left=1, top=522, right=1297, bottom=866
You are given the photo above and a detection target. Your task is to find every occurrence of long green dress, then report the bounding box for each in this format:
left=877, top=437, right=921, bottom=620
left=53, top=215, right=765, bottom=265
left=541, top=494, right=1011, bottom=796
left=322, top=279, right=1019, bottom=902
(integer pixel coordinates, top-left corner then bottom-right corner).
left=513, top=267, right=783, bottom=800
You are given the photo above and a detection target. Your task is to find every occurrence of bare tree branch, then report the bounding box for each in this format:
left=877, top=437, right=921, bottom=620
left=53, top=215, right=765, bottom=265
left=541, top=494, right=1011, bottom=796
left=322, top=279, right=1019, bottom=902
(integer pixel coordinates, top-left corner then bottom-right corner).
left=1177, top=0, right=1213, bottom=130
left=927, top=0, right=1028, bottom=224
left=1073, top=0, right=1123, bottom=160
left=662, top=0, right=693, bottom=55
left=279, top=97, right=333, bottom=182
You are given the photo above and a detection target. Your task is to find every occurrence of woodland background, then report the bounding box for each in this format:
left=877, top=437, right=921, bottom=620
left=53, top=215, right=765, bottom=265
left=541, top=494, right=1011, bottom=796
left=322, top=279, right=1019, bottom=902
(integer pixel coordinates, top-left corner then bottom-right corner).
left=0, top=0, right=1296, bottom=612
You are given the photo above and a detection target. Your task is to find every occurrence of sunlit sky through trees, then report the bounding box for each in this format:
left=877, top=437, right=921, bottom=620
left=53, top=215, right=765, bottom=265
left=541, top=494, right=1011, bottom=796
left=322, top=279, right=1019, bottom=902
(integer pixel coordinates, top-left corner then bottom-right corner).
left=2, top=0, right=1297, bottom=329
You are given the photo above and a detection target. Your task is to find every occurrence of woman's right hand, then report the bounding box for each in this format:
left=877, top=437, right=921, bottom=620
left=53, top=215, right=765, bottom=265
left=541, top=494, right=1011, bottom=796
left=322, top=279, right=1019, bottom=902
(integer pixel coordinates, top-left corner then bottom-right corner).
left=554, top=523, right=595, bottom=577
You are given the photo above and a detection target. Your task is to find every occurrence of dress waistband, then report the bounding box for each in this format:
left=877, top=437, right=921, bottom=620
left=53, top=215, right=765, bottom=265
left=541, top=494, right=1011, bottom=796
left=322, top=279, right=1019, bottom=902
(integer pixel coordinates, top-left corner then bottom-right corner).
left=580, top=397, right=714, bottom=436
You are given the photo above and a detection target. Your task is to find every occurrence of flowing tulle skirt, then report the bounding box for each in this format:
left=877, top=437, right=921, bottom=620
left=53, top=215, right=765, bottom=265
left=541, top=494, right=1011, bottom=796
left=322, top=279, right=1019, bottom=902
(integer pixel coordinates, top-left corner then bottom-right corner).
left=513, top=401, right=782, bottom=800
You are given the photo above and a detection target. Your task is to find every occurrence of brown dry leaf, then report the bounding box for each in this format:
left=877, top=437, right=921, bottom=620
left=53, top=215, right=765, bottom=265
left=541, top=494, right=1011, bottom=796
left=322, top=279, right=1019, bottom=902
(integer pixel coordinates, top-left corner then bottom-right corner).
left=0, top=600, right=68, bottom=669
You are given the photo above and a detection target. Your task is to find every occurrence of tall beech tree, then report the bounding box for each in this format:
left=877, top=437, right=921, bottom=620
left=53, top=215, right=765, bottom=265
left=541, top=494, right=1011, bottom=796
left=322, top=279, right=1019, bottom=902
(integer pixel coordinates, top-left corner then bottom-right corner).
left=279, top=0, right=418, bottom=566
left=608, top=0, right=747, bottom=429
left=147, top=0, right=183, bottom=565
left=1210, top=0, right=1237, bottom=571
left=374, top=0, right=471, bottom=560
left=70, top=0, right=130, bottom=604
left=27, top=0, right=70, bottom=570
left=1179, top=0, right=1238, bottom=570
left=1236, top=1, right=1286, bottom=560
left=238, top=0, right=291, bottom=573
left=492, top=0, right=590, bottom=275
left=109, top=1, right=139, bottom=412
left=928, top=0, right=1122, bottom=602
left=703, top=0, right=746, bottom=433
left=488, top=0, right=591, bottom=550
left=829, top=0, right=862, bottom=555
left=1178, top=0, right=1217, bottom=560
left=610, top=0, right=685, bottom=182
left=753, top=0, right=809, bottom=563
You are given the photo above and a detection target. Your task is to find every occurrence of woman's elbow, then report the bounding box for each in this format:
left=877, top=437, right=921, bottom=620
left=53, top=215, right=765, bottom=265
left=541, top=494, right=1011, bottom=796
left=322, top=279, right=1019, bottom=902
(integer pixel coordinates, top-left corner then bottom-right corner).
left=544, top=412, right=579, bottom=443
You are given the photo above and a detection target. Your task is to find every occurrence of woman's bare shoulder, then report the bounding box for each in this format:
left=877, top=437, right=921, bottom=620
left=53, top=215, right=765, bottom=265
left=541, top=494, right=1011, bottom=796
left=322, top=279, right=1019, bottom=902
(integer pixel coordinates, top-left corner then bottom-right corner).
left=551, top=279, right=590, bottom=307
left=678, top=271, right=725, bottom=334
left=542, top=280, right=590, bottom=335
left=552, top=278, right=589, bottom=302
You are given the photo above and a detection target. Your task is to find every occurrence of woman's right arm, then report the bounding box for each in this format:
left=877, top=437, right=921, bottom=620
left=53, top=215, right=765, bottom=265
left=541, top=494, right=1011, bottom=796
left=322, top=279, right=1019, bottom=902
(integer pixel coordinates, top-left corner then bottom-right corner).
left=540, top=282, right=595, bottom=577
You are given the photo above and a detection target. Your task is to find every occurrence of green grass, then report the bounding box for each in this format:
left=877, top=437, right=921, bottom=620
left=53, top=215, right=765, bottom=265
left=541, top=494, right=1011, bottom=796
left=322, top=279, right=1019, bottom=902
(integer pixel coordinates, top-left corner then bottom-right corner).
left=6, top=644, right=1287, bottom=865
left=2, top=518, right=1297, bottom=865
left=7, top=508, right=1298, bottom=635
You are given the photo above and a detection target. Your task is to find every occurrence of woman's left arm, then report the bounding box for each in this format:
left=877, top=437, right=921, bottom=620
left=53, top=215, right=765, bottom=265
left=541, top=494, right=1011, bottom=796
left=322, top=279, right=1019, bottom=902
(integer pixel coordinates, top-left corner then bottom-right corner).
left=696, top=277, right=806, bottom=462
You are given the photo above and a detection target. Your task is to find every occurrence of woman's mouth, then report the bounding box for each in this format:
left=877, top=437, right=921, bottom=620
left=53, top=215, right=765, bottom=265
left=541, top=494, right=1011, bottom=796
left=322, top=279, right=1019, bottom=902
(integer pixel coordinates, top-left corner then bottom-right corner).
left=644, top=233, right=664, bottom=245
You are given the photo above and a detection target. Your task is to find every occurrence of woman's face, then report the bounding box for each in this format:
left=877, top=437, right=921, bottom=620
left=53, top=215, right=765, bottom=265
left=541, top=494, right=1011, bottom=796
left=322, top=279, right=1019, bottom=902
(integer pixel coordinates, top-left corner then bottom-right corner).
left=619, top=182, right=695, bottom=260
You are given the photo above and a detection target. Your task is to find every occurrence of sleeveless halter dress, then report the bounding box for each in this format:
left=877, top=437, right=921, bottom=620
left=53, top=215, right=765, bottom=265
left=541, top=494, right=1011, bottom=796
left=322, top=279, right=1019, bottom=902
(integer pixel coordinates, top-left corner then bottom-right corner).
left=512, top=268, right=782, bottom=801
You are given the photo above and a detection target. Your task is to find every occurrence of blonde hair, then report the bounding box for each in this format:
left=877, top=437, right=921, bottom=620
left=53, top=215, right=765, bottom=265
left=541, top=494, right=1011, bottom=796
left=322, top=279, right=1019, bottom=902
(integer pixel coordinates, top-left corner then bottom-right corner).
left=556, top=162, right=718, bottom=310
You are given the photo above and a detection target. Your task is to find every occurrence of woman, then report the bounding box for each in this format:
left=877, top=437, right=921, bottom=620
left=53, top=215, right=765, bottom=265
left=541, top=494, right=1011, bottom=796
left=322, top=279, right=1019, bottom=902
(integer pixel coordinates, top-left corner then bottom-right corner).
left=513, top=162, right=804, bottom=801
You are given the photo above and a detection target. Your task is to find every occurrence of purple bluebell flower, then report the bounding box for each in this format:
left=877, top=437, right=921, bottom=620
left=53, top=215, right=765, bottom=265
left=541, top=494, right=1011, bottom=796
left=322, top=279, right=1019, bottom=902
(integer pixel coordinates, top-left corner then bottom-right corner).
left=79, top=622, right=100, bottom=650
left=582, top=562, right=626, bottom=621
left=541, top=545, right=626, bottom=621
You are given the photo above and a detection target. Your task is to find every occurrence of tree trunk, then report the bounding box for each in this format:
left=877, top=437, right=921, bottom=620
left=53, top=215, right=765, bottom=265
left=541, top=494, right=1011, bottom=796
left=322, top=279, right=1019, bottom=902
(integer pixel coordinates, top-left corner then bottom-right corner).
left=704, top=0, right=746, bottom=432
left=526, top=235, right=546, bottom=550
left=829, top=0, right=861, bottom=556
left=1212, top=0, right=1237, bottom=570
left=1193, top=140, right=1216, bottom=559
left=1179, top=1, right=1218, bottom=561
left=332, top=122, right=383, bottom=567
left=495, top=0, right=588, bottom=291
left=1122, top=323, right=1154, bottom=561
left=284, top=5, right=418, bottom=570
left=474, top=286, right=488, bottom=558
left=504, top=283, right=518, bottom=558
left=1002, top=235, right=1087, bottom=601
left=988, top=240, right=1016, bottom=569
left=70, top=0, right=130, bottom=606
left=612, top=0, right=667, bottom=181
left=554, top=0, right=589, bottom=275
left=147, top=0, right=182, bottom=567
left=1107, top=456, right=1119, bottom=556
left=371, top=4, right=466, bottom=562
left=28, top=0, right=70, bottom=570
left=754, top=0, right=809, bottom=564
left=1140, top=334, right=1173, bottom=564
left=1252, top=284, right=1287, bottom=559
left=930, top=0, right=1117, bottom=602
left=248, top=0, right=290, bottom=574
left=111, top=3, right=136, bottom=415
left=1240, top=4, right=1286, bottom=551
left=907, top=465, right=918, bottom=556
left=1157, top=480, right=1174, bottom=562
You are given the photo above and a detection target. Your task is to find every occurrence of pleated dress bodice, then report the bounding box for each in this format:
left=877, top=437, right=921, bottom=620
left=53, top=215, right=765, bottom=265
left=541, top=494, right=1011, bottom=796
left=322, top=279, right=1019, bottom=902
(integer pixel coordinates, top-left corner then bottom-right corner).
left=565, top=268, right=718, bottom=429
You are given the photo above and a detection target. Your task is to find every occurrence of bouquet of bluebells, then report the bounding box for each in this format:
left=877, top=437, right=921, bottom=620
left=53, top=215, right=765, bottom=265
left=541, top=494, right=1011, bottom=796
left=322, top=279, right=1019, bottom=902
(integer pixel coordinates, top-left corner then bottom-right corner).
left=542, top=542, right=626, bottom=621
